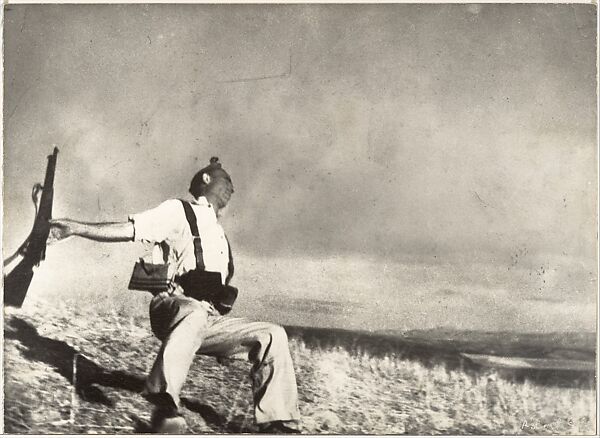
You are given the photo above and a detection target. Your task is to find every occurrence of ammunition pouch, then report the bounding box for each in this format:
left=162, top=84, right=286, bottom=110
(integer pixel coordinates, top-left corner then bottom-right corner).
left=176, top=269, right=238, bottom=315
left=128, top=259, right=170, bottom=295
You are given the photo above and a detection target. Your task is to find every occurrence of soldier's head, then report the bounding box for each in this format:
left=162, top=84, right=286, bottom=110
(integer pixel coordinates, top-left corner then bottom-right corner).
left=189, top=157, right=234, bottom=209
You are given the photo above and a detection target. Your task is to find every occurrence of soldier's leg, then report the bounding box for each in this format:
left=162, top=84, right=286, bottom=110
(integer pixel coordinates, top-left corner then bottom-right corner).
left=199, top=316, right=300, bottom=425
left=145, top=293, right=211, bottom=408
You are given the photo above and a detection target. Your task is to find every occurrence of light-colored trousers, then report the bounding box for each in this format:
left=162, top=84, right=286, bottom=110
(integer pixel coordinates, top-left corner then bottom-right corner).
left=144, top=292, right=300, bottom=424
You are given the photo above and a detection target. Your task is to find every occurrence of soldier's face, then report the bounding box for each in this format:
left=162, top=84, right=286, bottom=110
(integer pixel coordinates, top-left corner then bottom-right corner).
left=207, top=173, right=234, bottom=209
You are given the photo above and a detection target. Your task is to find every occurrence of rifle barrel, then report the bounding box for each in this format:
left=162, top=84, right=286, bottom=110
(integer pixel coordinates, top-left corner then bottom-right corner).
left=27, top=147, right=58, bottom=265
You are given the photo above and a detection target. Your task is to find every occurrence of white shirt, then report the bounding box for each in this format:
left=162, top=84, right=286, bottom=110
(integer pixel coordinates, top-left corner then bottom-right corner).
left=129, top=197, right=230, bottom=284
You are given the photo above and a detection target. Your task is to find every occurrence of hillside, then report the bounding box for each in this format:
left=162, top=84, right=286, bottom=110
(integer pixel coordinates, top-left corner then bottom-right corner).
left=3, top=305, right=596, bottom=435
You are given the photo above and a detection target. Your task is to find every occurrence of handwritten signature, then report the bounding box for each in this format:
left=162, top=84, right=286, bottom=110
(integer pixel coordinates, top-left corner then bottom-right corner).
left=521, top=417, right=590, bottom=432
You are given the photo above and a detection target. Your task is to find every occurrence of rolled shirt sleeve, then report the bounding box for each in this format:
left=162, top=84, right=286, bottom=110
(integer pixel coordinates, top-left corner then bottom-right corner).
left=128, top=199, right=183, bottom=244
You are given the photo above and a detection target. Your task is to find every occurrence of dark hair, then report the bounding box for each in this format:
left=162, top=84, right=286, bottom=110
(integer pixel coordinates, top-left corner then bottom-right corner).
left=189, top=157, right=231, bottom=197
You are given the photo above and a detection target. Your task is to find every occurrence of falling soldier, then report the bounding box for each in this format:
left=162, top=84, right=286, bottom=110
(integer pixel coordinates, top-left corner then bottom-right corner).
left=49, top=157, right=301, bottom=433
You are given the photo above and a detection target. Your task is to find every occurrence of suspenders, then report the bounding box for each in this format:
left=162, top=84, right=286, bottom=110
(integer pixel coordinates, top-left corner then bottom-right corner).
left=180, top=200, right=234, bottom=285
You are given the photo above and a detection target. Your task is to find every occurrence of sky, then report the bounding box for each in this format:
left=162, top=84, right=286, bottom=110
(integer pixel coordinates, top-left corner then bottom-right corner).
left=2, top=3, right=597, bottom=266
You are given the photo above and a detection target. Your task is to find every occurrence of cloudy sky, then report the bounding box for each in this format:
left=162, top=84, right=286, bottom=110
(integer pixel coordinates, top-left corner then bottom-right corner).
left=3, top=4, right=597, bottom=265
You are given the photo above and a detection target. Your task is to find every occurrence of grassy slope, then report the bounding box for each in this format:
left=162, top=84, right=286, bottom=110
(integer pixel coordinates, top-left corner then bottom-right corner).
left=3, top=250, right=597, bottom=434
left=3, top=305, right=597, bottom=435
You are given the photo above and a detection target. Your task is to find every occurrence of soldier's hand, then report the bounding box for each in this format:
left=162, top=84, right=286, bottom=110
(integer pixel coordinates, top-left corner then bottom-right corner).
left=47, top=219, right=77, bottom=245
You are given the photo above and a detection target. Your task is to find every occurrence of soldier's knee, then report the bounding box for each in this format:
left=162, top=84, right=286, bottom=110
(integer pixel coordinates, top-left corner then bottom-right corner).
left=153, top=298, right=208, bottom=341
left=269, top=324, right=288, bottom=345
left=249, top=324, right=291, bottom=366
left=258, top=323, right=288, bottom=348
left=262, top=324, right=289, bottom=355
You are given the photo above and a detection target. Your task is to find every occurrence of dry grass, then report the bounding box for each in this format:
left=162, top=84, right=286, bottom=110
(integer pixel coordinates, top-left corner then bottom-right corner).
left=3, top=305, right=596, bottom=435
left=291, top=340, right=596, bottom=435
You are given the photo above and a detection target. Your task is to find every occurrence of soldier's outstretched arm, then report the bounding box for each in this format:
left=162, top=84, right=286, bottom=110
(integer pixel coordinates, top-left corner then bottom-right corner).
left=48, top=219, right=134, bottom=243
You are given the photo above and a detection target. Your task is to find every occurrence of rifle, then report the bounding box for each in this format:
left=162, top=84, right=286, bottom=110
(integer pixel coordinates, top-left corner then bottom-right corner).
left=4, top=147, right=59, bottom=307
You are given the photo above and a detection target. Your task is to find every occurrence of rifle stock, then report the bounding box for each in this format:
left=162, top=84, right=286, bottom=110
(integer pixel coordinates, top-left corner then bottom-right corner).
left=4, top=147, right=59, bottom=307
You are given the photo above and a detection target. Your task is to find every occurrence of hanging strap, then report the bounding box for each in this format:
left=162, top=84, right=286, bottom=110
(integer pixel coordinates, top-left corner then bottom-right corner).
left=180, top=200, right=205, bottom=271
left=180, top=200, right=234, bottom=282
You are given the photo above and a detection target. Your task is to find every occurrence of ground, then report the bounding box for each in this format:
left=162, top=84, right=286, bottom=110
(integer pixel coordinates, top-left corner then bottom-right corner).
left=3, top=304, right=596, bottom=435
